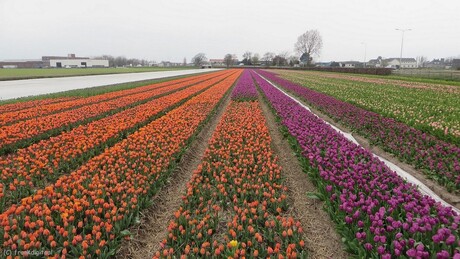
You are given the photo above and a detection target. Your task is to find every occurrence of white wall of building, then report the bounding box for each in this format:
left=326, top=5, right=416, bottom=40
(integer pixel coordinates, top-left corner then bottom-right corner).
left=387, top=59, right=417, bottom=68
left=50, top=59, right=109, bottom=68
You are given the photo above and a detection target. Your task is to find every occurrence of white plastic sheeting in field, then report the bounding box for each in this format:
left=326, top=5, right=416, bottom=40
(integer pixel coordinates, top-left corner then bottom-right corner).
left=0, top=69, right=222, bottom=100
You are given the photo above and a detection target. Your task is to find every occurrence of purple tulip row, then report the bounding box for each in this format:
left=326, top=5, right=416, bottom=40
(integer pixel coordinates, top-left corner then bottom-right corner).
left=231, top=69, right=258, bottom=101
left=256, top=70, right=460, bottom=192
left=250, top=70, right=460, bottom=258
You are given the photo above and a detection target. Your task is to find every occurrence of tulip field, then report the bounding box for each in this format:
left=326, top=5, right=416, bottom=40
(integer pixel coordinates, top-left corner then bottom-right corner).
left=276, top=70, right=460, bottom=144
left=270, top=70, right=460, bottom=193
left=252, top=70, right=459, bottom=258
left=154, top=71, right=306, bottom=258
left=0, top=68, right=459, bottom=258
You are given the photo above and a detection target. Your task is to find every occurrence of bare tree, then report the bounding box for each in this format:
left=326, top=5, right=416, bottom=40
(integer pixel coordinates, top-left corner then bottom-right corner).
left=251, top=53, right=260, bottom=65
left=242, top=51, right=252, bottom=65
left=273, top=55, right=286, bottom=66
left=224, top=54, right=233, bottom=68
left=183, top=57, right=187, bottom=66
left=416, top=56, right=427, bottom=68
left=294, top=29, right=323, bottom=66
left=192, top=53, right=207, bottom=67
left=288, top=55, right=299, bottom=66
left=278, top=51, right=290, bottom=66
left=262, top=52, right=275, bottom=66
left=114, top=56, right=127, bottom=67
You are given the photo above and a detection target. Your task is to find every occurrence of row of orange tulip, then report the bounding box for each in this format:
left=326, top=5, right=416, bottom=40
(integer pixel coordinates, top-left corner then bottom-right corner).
left=0, top=97, right=80, bottom=114
left=154, top=99, right=306, bottom=258
left=0, top=71, right=224, bottom=126
left=0, top=70, right=238, bottom=212
left=0, top=71, right=228, bottom=152
left=0, top=70, right=241, bottom=258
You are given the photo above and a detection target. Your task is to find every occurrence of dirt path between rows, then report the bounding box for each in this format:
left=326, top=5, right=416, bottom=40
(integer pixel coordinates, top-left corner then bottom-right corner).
left=258, top=95, right=350, bottom=259
left=116, top=89, right=234, bottom=259
left=277, top=85, right=460, bottom=210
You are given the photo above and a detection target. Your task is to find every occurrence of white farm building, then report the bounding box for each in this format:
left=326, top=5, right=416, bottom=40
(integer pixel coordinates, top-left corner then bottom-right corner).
left=49, top=59, right=109, bottom=68
left=45, top=54, right=109, bottom=68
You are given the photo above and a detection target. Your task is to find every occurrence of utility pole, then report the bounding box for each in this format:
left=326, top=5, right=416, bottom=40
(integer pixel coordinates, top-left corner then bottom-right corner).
left=361, top=42, right=367, bottom=68
left=395, top=28, right=411, bottom=69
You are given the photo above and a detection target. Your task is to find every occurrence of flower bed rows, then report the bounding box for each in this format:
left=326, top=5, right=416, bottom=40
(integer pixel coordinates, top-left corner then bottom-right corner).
left=252, top=70, right=460, bottom=258
left=155, top=92, right=306, bottom=258
left=258, top=70, right=460, bottom=192
left=0, top=97, right=80, bottom=114
left=0, top=70, right=234, bottom=212
left=277, top=70, right=460, bottom=144
left=231, top=70, right=258, bottom=101
left=0, top=70, right=224, bottom=126
left=0, top=70, right=241, bottom=258
left=0, top=71, right=230, bottom=154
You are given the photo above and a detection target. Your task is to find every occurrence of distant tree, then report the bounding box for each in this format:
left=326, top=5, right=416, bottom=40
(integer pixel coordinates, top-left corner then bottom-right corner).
left=140, top=59, right=148, bottom=66
left=279, top=51, right=290, bottom=59
left=294, top=29, right=323, bottom=66
left=127, top=58, right=141, bottom=66
left=231, top=54, right=239, bottom=65
left=262, top=52, right=275, bottom=66
left=416, top=56, right=427, bottom=68
left=288, top=55, right=299, bottom=66
left=114, top=56, right=128, bottom=67
left=224, top=54, right=234, bottom=68
left=192, top=53, right=207, bottom=67
left=242, top=51, right=252, bottom=65
left=251, top=53, right=260, bottom=65
left=183, top=57, right=187, bottom=66
left=273, top=55, right=288, bottom=67
left=270, top=51, right=290, bottom=67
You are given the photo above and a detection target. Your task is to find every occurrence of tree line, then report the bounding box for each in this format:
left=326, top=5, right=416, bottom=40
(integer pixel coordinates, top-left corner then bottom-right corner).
left=94, top=55, right=155, bottom=67
left=191, top=29, right=323, bottom=68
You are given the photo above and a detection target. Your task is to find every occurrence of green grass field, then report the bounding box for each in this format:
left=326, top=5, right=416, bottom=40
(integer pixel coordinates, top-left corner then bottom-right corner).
left=0, top=67, right=192, bottom=81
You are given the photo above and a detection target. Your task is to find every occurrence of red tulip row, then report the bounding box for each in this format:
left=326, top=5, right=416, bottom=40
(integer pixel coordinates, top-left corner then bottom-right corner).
left=0, top=70, right=241, bottom=258
left=0, top=69, right=238, bottom=212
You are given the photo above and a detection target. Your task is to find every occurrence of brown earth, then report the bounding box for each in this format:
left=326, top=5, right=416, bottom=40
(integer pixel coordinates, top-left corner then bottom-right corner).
left=258, top=95, right=350, bottom=259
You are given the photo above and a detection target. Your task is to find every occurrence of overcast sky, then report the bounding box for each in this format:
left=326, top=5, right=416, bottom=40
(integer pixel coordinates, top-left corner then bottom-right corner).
left=1, top=0, right=459, bottom=63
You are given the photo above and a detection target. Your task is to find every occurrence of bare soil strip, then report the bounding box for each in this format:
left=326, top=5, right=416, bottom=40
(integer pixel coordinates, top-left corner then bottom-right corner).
left=116, top=84, right=234, bottom=259
left=279, top=87, right=460, bottom=210
left=258, top=94, right=350, bottom=259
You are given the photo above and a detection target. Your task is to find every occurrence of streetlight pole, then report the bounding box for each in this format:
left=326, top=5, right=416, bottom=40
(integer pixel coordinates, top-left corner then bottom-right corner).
left=395, top=28, right=411, bottom=69
left=361, top=42, right=367, bottom=68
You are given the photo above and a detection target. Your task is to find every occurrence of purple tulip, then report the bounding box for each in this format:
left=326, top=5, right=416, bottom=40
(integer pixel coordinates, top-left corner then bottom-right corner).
left=436, top=250, right=450, bottom=259
left=446, top=235, right=456, bottom=245
left=231, top=70, right=258, bottom=100
left=255, top=69, right=460, bottom=190
left=250, top=69, right=460, bottom=257
left=407, top=248, right=417, bottom=257
left=364, top=243, right=373, bottom=251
